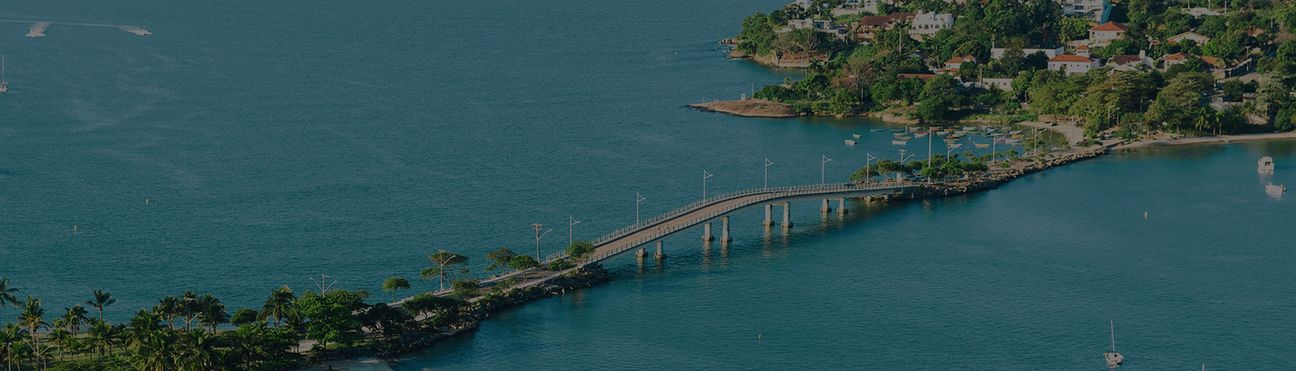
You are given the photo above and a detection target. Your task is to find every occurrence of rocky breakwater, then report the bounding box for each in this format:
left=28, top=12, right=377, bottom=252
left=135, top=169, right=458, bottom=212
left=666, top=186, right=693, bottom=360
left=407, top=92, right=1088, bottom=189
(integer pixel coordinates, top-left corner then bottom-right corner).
left=689, top=99, right=797, bottom=118
left=918, top=147, right=1109, bottom=197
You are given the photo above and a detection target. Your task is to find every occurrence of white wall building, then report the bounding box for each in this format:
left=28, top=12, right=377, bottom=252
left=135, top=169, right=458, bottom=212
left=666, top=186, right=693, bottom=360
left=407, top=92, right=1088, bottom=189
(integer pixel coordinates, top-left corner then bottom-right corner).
left=1057, top=0, right=1110, bottom=22
left=991, top=47, right=1064, bottom=60
left=1088, top=22, right=1126, bottom=47
left=908, top=12, right=954, bottom=41
left=1048, top=54, right=1099, bottom=74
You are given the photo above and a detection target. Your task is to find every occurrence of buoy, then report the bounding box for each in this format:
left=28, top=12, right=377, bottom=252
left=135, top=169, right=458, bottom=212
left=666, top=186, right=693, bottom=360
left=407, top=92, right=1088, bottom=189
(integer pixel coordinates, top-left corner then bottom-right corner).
left=1143, top=211, right=1148, bottom=220
left=145, top=198, right=151, bottom=205
left=72, top=225, right=78, bottom=234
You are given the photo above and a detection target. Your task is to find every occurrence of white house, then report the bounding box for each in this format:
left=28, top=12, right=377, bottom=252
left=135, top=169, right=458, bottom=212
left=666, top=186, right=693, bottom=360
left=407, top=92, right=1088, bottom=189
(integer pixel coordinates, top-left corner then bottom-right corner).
left=908, top=12, right=954, bottom=41
left=991, top=47, right=1064, bottom=60
left=831, top=0, right=881, bottom=17
left=1048, top=54, right=1099, bottom=74
left=791, top=0, right=814, bottom=8
left=1057, top=0, right=1111, bottom=22
left=965, top=77, right=1015, bottom=92
left=1105, top=51, right=1152, bottom=72
left=1088, top=22, right=1126, bottom=47
left=1183, top=7, right=1222, bottom=18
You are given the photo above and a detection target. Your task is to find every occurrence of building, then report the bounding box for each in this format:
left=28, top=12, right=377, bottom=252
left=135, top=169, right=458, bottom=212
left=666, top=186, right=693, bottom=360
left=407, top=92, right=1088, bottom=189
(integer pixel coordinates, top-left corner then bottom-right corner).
left=966, top=77, right=1015, bottom=92
left=1105, top=51, right=1151, bottom=72
left=1048, top=54, right=1099, bottom=74
left=1160, top=52, right=1191, bottom=70
left=1088, top=22, right=1126, bottom=47
left=990, top=47, right=1064, bottom=60
left=831, top=0, right=881, bottom=17
left=1183, top=7, right=1222, bottom=18
left=1075, top=44, right=1091, bottom=57
left=943, top=55, right=976, bottom=73
left=1168, top=32, right=1210, bottom=45
left=908, top=12, right=954, bottom=41
left=853, top=13, right=914, bottom=42
left=1058, top=0, right=1111, bottom=22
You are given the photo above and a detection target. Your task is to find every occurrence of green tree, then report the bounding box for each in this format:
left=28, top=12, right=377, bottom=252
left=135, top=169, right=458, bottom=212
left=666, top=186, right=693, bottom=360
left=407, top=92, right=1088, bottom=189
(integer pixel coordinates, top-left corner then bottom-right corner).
left=450, top=280, right=481, bottom=300
left=59, top=305, right=89, bottom=334
left=18, top=296, right=49, bottom=367
left=231, top=308, right=260, bottom=327
left=1146, top=72, right=1214, bottom=130
left=86, top=289, right=116, bottom=324
left=484, top=247, right=517, bottom=273
left=177, top=330, right=219, bottom=370
left=738, top=13, right=778, bottom=55
left=259, top=286, right=296, bottom=327
left=179, top=291, right=199, bottom=331
left=0, top=278, right=19, bottom=311
left=916, top=75, right=962, bottom=120
left=421, top=250, right=469, bottom=292
left=381, top=277, right=411, bottom=302
left=197, top=294, right=227, bottom=333
left=508, top=255, right=541, bottom=271
left=565, top=241, right=596, bottom=262
left=157, top=296, right=181, bottom=330
left=296, top=290, right=369, bottom=352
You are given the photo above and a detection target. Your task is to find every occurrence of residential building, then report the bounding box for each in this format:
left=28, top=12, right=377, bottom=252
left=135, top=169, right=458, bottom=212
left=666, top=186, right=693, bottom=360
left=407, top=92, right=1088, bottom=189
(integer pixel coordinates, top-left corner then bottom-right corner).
left=1160, top=52, right=1191, bottom=70
left=1105, top=51, right=1151, bottom=72
left=943, top=55, right=976, bottom=73
left=1048, top=54, right=1099, bottom=74
left=831, top=0, right=881, bottom=17
left=965, top=77, right=1015, bottom=92
left=1183, top=7, right=1222, bottom=18
left=853, top=13, right=914, bottom=42
left=1168, top=32, right=1210, bottom=45
left=1075, top=44, right=1091, bottom=57
left=1057, top=0, right=1111, bottom=22
left=908, top=12, right=954, bottom=41
left=1088, top=22, right=1126, bottom=47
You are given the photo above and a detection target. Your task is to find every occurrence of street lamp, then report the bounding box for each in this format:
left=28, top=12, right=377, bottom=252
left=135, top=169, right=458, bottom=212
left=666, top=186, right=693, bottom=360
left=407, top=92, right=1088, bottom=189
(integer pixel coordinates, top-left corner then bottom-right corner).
left=636, top=192, right=647, bottom=225
left=568, top=215, right=581, bottom=247
left=532, top=223, right=552, bottom=260
left=864, top=152, right=877, bottom=184
left=764, top=157, right=774, bottom=190
left=702, top=169, right=714, bottom=199
left=821, top=154, right=832, bottom=184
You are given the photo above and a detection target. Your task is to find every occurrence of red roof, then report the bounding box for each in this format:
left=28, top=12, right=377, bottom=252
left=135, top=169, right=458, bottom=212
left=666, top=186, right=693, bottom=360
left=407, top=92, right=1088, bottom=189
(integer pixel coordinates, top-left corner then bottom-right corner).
left=897, top=73, right=937, bottom=80
left=1200, top=56, right=1225, bottom=68
left=1049, top=54, right=1093, bottom=63
left=945, top=55, right=975, bottom=65
left=1090, top=22, right=1127, bottom=32
left=1076, top=44, right=1090, bottom=50
left=1162, top=52, right=1188, bottom=61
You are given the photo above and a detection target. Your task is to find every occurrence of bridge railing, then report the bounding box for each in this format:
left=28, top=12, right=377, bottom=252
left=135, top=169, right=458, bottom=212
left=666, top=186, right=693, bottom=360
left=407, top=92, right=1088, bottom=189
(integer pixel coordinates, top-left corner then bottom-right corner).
left=546, top=181, right=917, bottom=264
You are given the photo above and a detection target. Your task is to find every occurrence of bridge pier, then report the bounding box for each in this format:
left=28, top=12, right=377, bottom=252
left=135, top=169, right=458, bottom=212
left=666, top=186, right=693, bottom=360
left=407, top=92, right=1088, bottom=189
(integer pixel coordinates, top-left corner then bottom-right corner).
left=781, top=201, right=793, bottom=228
left=763, top=204, right=774, bottom=226
left=820, top=198, right=832, bottom=213
left=837, top=197, right=847, bottom=215
left=702, top=222, right=714, bottom=242
left=654, top=240, right=666, bottom=260
left=720, top=215, right=732, bottom=243
left=635, top=247, right=647, bottom=260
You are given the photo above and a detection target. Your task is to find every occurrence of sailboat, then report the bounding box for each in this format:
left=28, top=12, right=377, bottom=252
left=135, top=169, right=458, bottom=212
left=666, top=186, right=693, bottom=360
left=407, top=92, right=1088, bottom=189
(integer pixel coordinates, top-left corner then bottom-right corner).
left=1104, top=320, right=1125, bottom=368
left=1, top=55, right=8, bottom=94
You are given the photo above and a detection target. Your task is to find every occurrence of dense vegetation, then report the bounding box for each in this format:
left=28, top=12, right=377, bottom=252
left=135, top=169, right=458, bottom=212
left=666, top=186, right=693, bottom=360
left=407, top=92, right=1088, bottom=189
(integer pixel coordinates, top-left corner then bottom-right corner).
left=736, top=0, right=1296, bottom=137
left=0, top=242, right=594, bottom=370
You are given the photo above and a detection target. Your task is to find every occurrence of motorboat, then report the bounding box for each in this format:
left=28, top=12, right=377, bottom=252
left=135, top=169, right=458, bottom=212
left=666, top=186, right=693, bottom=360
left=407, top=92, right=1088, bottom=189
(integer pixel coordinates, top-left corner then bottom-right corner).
left=1258, top=156, right=1274, bottom=174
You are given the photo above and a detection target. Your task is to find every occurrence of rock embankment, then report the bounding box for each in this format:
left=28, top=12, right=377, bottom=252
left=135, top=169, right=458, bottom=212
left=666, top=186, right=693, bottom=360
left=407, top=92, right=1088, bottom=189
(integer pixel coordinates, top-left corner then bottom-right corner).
left=918, top=147, right=1108, bottom=197
left=689, top=99, right=797, bottom=118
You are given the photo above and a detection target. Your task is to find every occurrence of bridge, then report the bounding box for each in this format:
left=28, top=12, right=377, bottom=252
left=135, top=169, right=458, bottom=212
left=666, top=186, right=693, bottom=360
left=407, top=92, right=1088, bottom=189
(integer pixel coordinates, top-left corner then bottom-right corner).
left=480, top=181, right=921, bottom=290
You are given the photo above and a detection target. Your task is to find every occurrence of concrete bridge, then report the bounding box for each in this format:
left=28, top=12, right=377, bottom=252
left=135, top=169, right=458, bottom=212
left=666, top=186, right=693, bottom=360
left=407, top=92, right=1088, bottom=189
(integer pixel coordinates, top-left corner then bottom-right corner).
left=574, top=181, right=920, bottom=264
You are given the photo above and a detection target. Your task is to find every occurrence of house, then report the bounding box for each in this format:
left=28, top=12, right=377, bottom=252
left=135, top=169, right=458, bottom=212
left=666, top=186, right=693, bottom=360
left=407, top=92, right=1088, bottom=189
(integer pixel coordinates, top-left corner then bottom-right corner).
left=853, top=13, right=914, bottom=42
left=1183, top=7, right=1222, bottom=18
left=831, top=0, right=881, bottom=17
left=1105, top=51, right=1151, bottom=72
left=1168, top=32, right=1210, bottom=45
left=781, top=19, right=814, bottom=32
left=1160, top=52, right=1191, bottom=70
left=791, top=0, right=814, bottom=8
left=991, top=47, right=1064, bottom=60
left=965, top=77, right=1015, bottom=92
left=1048, top=54, right=1099, bottom=74
left=943, top=55, right=976, bottom=73
left=1075, top=44, right=1091, bottom=57
left=1088, top=22, right=1126, bottom=47
left=897, top=73, right=938, bottom=81
left=1057, top=0, right=1111, bottom=23
left=908, top=12, right=954, bottom=41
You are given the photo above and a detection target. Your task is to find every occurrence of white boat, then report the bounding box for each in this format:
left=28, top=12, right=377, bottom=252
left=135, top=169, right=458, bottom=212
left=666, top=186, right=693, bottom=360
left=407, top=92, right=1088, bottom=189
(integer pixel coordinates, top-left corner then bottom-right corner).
left=947, top=143, right=963, bottom=150
left=1104, top=321, right=1125, bottom=369
left=844, top=139, right=856, bottom=146
left=1266, top=183, right=1286, bottom=198
left=914, top=132, right=929, bottom=138
left=891, top=140, right=907, bottom=146
left=0, top=55, right=7, bottom=94
left=1258, top=156, right=1274, bottom=174
left=852, top=133, right=862, bottom=139
left=871, top=128, right=886, bottom=132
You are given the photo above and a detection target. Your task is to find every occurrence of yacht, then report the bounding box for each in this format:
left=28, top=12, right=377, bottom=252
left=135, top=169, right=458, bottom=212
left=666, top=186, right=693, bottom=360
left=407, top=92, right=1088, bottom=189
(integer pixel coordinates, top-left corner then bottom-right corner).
left=1104, top=321, right=1125, bottom=368
left=1258, top=156, right=1274, bottom=174
left=1, top=55, right=8, bottom=94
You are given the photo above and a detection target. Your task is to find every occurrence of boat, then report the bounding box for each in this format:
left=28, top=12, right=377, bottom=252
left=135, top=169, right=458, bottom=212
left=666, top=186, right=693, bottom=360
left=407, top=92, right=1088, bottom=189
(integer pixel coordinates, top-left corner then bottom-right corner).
left=891, top=140, right=908, bottom=146
left=844, top=139, right=856, bottom=146
left=852, top=133, right=862, bottom=139
left=871, top=128, right=886, bottom=132
left=947, top=143, right=963, bottom=150
left=1104, top=321, right=1125, bottom=369
left=1266, top=183, right=1286, bottom=198
left=914, top=132, right=929, bottom=138
left=1258, top=156, right=1275, bottom=174
left=1, top=55, right=7, bottom=94
left=975, top=143, right=990, bottom=149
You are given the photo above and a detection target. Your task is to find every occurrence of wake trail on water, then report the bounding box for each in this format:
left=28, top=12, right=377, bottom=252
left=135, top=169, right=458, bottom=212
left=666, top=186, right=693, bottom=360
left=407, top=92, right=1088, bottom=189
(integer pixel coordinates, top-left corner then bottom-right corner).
left=0, top=19, right=151, bottom=37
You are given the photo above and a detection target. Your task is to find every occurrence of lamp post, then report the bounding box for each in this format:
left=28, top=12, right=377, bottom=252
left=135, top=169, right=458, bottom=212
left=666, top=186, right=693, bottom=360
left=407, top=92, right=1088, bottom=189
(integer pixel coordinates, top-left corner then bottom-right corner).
left=635, top=192, right=647, bottom=225
left=702, top=169, right=714, bottom=199
left=532, top=223, right=552, bottom=261
left=764, top=157, right=774, bottom=190
left=568, top=215, right=581, bottom=247
left=821, top=154, right=832, bottom=184
left=864, top=152, right=877, bottom=184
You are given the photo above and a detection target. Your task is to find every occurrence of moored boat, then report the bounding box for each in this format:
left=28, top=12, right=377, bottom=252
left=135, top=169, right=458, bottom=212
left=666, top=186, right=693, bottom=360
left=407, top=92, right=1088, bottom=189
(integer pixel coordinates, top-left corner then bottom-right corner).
left=1258, top=156, right=1275, bottom=174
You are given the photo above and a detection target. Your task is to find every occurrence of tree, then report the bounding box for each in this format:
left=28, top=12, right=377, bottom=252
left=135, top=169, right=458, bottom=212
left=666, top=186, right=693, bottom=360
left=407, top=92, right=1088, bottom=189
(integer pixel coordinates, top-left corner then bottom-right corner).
left=60, top=305, right=89, bottom=334
left=1147, top=72, right=1214, bottom=130
left=450, top=280, right=481, bottom=300
left=508, top=255, right=541, bottom=271
left=259, top=286, right=296, bottom=327
left=177, top=330, right=219, bottom=370
left=197, top=294, right=227, bottom=333
left=87, top=289, right=116, bottom=324
left=421, top=250, right=468, bottom=292
left=157, top=296, right=181, bottom=330
left=400, top=294, right=462, bottom=327
left=738, top=13, right=778, bottom=55
left=296, top=290, right=368, bottom=352
left=180, top=290, right=199, bottom=331
left=381, top=277, right=411, bottom=302
left=565, top=241, right=595, bottom=262
left=0, top=324, right=19, bottom=371
left=484, top=247, right=517, bottom=273
left=773, top=28, right=825, bottom=56
left=916, top=75, right=962, bottom=120
left=17, top=296, right=48, bottom=367
left=231, top=308, right=260, bottom=327
left=0, top=278, right=19, bottom=311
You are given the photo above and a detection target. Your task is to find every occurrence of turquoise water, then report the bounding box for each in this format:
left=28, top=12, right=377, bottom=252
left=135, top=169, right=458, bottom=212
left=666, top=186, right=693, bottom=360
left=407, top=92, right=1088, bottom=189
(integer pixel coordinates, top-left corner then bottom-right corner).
left=3, top=1, right=1295, bottom=369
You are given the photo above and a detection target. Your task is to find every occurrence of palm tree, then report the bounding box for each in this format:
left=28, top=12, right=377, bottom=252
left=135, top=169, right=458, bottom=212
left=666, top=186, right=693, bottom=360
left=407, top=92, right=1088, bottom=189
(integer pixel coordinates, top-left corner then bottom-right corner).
left=421, top=250, right=468, bottom=291
left=17, top=296, right=48, bottom=367
left=155, top=296, right=180, bottom=330
left=60, top=305, right=88, bottom=335
left=197, top=294, right=227, bottom=333
left=484, top=247, right=517, bottom=272
left=381, top=277, right=411, bottom=302
left=180, top=291, right=199, bottom=331
left=48, top=328, right=73, bottom=362
left=86, top=289, right=116, bottom=324
left=176, top=330, right=218, bottom=371
left=258, top=286, right=295, bottom=327
left=0, top=278, right=19, bottom=311
left=0, top=323, right=19, bottom=371
left=88, top=320, right=117, bottom=361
